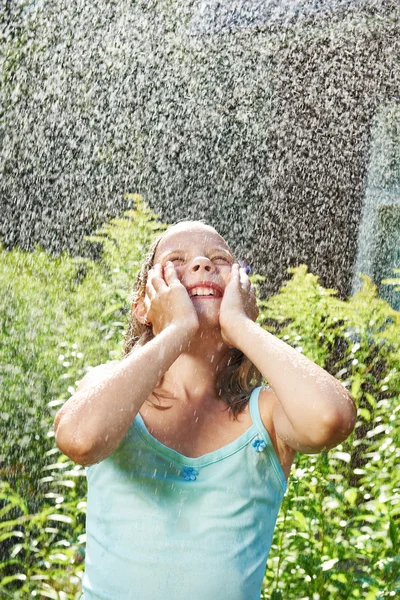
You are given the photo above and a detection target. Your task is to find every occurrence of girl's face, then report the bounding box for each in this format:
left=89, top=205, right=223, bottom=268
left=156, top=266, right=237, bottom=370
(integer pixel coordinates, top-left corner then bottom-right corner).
left=153, top=224, right=235, bottom=324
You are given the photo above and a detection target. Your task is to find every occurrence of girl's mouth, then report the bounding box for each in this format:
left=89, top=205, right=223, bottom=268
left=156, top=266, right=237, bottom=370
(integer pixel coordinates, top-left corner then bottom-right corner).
left=187, top=283, right=224, bottom=298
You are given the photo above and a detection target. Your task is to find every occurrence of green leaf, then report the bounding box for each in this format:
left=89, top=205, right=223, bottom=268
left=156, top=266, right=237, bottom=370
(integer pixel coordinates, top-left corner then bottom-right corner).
left=0, top=530, right=25, bottom=543
left=351, top=374, right=363, bottom=400
left=390, top=517, right=399, bottom=552
left=331, top=451, right=351, bottom=463
left=358, top=407, right=371, bottom=422
left=35, top=588, right=59, bottom=599
left=101, top=303, right=124, bottom=318
left=321, top=558, right=339, bottom=571
left=365, top=393, right=377, bottom=410
left=46, top=514, right=73, bottom=524
left=344, top=488, right=358, bottom=506
left=364, top=588, right=381, bottom=600
left=270, top=590, right=283, bottom=600
left=353, top=574, right=381, bottom=586
left=291, top=510, right=308, bottom=530
left=1, top=573, right=27, bottom=585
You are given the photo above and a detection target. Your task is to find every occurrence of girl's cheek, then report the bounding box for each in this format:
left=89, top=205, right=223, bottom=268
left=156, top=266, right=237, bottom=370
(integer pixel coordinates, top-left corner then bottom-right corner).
left=223, top=270, right=232, bottom=285
left=171, top=265, right=182, bottom=280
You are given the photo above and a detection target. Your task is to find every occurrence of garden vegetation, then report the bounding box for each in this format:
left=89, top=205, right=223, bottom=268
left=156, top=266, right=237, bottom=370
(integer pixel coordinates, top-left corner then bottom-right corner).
left=0, top=198, right=399, bottom=599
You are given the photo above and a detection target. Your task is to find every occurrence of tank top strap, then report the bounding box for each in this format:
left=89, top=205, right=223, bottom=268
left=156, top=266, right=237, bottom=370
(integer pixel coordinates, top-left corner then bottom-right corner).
left=249, top=385, right=287, bottom=492
left=249, top=385, right=268, bottom=432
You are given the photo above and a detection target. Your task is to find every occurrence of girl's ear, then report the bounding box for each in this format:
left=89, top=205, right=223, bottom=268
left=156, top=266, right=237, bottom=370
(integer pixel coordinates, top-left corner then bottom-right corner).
left=132, top=297, right=148, bottom=325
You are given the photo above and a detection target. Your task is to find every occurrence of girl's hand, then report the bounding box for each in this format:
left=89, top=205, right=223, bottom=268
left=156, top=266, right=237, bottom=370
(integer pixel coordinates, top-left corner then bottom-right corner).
left=219, top=264, right=259, bottom=348
left=144, top=262, right=199, bottom=338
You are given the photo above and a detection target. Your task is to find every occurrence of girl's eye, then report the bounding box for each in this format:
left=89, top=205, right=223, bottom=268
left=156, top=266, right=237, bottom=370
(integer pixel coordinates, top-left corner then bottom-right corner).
left=213, top=256, right=231, bottom=263
left=168, top=256, right=232, bottom=264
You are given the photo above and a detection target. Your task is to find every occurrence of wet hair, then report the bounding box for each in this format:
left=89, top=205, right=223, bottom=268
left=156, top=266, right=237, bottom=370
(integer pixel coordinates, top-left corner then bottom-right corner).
left=122, top=219, right=263, bottom=419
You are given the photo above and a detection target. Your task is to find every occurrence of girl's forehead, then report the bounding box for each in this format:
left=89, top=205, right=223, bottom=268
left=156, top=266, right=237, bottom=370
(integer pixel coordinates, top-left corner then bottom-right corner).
left=155, top=226, right=231, bottom=258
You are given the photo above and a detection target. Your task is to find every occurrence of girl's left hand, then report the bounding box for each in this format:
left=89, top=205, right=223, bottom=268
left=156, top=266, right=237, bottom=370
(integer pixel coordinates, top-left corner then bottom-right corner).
left=219, top=264, right=259, bottom=348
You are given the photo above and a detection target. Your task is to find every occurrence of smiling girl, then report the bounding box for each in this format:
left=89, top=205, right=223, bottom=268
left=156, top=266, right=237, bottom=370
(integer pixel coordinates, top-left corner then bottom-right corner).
left=54, top=220, right=357, bottom=600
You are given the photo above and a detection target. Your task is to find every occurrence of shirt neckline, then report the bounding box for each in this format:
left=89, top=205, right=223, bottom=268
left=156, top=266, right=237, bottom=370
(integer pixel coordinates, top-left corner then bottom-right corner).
left=133, top=388, right=262, bottom=467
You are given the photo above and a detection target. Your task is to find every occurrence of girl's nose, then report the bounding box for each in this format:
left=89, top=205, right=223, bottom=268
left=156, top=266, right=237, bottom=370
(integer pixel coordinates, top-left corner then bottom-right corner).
left=190, top=257, right=215, bottom=273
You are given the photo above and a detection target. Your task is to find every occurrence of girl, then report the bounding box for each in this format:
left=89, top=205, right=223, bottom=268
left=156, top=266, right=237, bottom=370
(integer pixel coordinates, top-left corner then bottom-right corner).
left=54, top=220, right=357, bottom=600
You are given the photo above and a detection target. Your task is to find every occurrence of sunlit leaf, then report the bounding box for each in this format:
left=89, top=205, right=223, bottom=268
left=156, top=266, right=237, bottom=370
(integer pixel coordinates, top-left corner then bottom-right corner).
left=47, top=514, right=73, bottom=524
left=0, top=530, right=25, bottom=543
left=0, top=573, right=27, bottom=585
left=344, top=488, right=358, bottom=506
left=321, top=558, right=339, bottom=571
left=48, top=553, right=69, bottom=561
left=291, top=510, right=308, bottom=530
left=35, top=588, right=59, bottom=599
left=331, top=451, right=351, bottom=463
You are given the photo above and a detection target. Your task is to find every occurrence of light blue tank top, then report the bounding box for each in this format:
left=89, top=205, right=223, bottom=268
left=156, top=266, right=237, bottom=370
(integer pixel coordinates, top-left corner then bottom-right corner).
left=80, top=386, right=287, bottom=600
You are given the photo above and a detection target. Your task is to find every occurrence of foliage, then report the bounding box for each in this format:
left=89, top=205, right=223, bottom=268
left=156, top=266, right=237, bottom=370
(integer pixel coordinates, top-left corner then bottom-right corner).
left=0, top=196, right=165, bottom=596
left=0, top=198, right=399, bottom=598
left=381, top=268, right=400, bottom=293
left=258, top=266, right=400, bottom=599
left=0, top=195, right=164, bottom=498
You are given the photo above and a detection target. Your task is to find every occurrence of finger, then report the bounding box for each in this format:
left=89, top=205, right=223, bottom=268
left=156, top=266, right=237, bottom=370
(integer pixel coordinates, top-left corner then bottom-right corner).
left=229, top=264, right=241, bottom=290
left=230, top=263, right=240, bottom=280
left=164, top=261, right=180, bottom=285
left=147, top=264, right=166, bottom=292
left=146, top=271, right=163, bottom=300
left=150, top=263, right=164, bottom=280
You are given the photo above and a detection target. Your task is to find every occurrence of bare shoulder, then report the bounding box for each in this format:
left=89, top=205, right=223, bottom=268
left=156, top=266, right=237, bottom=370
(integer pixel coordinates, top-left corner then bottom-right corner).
left=258, top=386, right=296, bottom=480
left=76, top=360, right=121, bottom=393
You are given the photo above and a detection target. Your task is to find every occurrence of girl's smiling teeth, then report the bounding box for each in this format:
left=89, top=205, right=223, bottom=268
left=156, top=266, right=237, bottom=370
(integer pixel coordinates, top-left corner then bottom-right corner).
left=189, top=287, right=222, bottom=298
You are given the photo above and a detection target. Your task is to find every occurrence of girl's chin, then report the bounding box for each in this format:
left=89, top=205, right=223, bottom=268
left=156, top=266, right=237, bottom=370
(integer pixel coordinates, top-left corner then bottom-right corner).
left=195, top=318, right=223, bottom=335
left=192, top=305, right=219, bottom=319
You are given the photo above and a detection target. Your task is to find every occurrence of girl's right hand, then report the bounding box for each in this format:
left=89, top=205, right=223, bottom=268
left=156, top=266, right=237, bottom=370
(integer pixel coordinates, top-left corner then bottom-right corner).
left=144, top=262, right=200, bottom=337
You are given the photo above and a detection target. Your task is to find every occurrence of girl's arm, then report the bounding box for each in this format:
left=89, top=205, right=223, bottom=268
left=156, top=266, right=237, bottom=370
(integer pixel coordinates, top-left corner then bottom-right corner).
left=54, top=323, right=197, bottom=466
left=220, top=264, right=357, bottom=453
left=233, top=318, right=357, bottom=453
left=54, top=262, right=199, bottom=466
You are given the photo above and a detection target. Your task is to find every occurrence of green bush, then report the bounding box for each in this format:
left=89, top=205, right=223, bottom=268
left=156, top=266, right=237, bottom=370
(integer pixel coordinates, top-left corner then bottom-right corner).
left=0, top=196, right=166, bottom=597
left=0, top=196, right=165, bottom=499
left=259, top=267, right=400, bottom=599
left=0, top=198, right=399, bottom=599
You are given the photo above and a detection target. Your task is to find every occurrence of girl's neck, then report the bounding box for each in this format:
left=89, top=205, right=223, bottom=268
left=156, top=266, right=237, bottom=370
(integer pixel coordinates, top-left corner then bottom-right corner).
left=156, top=327, right=232, bottom=409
